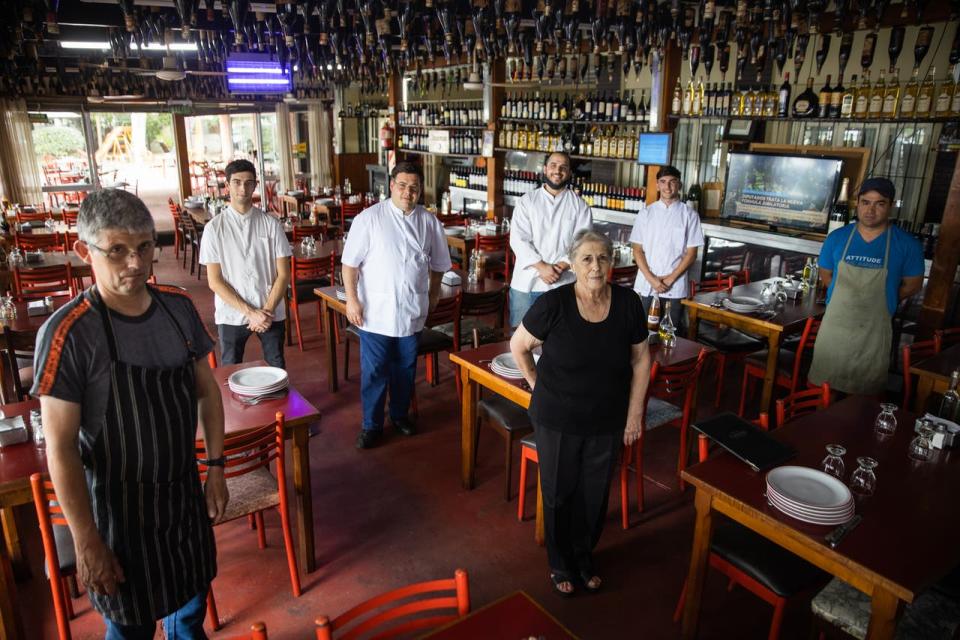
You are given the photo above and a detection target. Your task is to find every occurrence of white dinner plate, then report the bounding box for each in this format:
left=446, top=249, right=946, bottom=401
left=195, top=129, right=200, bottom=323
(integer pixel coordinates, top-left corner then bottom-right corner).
left=766, top=484, right=854, bottom=513
left=766, top=490, right=854, bottom=518
left=768, top=500, right=855, bottom=526
left=766, top=466, right=853, bottom=510
left=229, top=381, right=289, bottom=397
left=228, top=367, right=288, bottom=391
left=490, top=365, right=524, bottom=380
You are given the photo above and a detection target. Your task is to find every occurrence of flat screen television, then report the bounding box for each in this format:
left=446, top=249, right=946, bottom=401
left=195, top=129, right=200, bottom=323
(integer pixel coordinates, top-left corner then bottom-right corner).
left=636, top=132, right=671, bottom=166
left=721, top=152, right=843, bottom=232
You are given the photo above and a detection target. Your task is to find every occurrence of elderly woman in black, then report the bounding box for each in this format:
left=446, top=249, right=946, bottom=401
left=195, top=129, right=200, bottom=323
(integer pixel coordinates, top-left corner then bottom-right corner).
left=510, top=228, right=651, bottom=597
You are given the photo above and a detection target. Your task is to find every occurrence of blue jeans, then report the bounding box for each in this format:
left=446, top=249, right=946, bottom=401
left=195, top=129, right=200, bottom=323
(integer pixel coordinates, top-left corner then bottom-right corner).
left=218, top=320, right=286, bottom=369
left=358, top=329, right=420, bottom=431
left=509, top=288, right=545, bottom=328
left=104, top=591, right=207, bottom=639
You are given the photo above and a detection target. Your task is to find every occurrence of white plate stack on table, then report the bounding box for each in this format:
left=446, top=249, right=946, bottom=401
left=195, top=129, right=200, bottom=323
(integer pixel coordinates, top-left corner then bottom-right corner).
left=227, top=366, right=289, bottom=398
left=765, top=466, right=856, bottom=525
left=722, top=296, right=765, bottom=313
left=489, top=353, right=539, bottom=380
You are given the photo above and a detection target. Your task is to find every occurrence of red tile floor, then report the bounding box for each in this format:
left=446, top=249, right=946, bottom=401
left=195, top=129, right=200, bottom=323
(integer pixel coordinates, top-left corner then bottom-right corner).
left=15, top=246, right=820, bottom=639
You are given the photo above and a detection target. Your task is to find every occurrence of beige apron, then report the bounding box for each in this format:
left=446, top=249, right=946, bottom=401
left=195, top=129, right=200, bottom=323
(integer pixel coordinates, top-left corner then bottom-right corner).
left=808, top=227, right=892, bottom=395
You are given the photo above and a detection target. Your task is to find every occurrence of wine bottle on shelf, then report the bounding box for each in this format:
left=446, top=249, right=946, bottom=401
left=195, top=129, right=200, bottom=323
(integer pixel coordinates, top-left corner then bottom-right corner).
left=731, top=85, right=744, bottom=116
left=882, top=69, right=901, bottom=118
left=763, top=85, right=777, bottom=117
left=683, top=79, right=694, bottom=115
left=741, top=85, right=755, bottom=116
left=914, top=26, right=934, bottom=70
left=861, top=32, right=877, bottom=72
left=626, top=91, right=636, bottom=121
left=951, top=71, right=960, bottom=116
left=816, top=34, right=832, bottom=76
left=936, top=70, right=954, bottom=116
left=888, top=25, right=905, bottom=72
left=818, top=75, right=833, bottom=117
left=869, top=70, right=885, bottom=117
left=672, top=79, right=682, bottom=114
left=828, top=177, right=850, bottom=233
left=778, top=73, right=791, bottom=117
left=854, top=71, right=871, bottom=117
left=900, top=67, right=920, bottom=118
left=793, top=78, right=819, bottom=118
left=638, top=90, right=648, bottom=120
left=841, top=74, right=856, bottom=118
left=829, top=74, right=844, bottom=118
left=838, top=32, right=853, bottom=75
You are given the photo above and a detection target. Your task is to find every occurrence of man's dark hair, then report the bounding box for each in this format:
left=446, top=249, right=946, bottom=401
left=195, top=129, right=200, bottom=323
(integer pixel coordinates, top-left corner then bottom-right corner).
left=390, top=162, right=423, bottom=183
left=225, top=159, right=257, bottom=181
left=77, top=189, right=155, bottom=245
left=544, top=151, right=571, bottom=167
left=656, top=165, right=682, bottom=180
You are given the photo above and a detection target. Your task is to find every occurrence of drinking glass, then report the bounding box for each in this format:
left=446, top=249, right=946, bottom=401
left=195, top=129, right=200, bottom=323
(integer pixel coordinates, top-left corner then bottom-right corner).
left=821, top=444, right=846, bottom=479
left=874, top=403, right=898, bottom=435
left=908, top=420, right=935, bottom=462
left=849, top=457, right=878, bottom=497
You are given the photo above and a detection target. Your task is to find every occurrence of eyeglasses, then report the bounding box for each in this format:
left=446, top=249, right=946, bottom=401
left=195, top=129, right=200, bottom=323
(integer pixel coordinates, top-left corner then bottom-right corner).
left=87, top=240, right=156, bottom=263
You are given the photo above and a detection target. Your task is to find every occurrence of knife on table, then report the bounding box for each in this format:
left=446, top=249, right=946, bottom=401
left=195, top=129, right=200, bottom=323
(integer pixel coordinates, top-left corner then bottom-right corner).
left=825, top=515, right=862, bottom=549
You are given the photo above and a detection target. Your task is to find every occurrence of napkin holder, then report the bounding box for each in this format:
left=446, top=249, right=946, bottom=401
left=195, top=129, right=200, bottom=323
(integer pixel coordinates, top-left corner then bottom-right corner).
left=918, top=414, right=959, bottom=449
left=0, top=415, right=28, bottom=448
left=442, top=271, right=462, bottom=286
left=27, top=300, right=49, bottom=316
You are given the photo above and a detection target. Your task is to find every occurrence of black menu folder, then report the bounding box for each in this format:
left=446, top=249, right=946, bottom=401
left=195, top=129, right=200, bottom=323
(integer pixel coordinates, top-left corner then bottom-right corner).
left=692, top=412, right=797, bottom=472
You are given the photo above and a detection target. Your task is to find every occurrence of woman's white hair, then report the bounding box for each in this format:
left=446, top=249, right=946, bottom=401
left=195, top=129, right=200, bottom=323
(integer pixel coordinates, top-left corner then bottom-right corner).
left=569, top=228, right=613, bottom=261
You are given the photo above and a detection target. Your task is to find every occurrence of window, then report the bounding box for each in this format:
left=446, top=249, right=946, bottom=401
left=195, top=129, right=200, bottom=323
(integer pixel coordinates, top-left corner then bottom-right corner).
left=31, top=111, right=90, bottom=185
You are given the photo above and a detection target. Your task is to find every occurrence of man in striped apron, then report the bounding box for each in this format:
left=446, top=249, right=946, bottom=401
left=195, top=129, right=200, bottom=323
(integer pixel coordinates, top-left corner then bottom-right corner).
left=33, top=189, right=228, bottom=638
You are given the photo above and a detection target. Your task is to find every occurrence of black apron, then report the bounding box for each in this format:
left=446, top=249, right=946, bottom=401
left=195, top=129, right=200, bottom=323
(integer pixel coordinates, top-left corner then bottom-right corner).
left=82, top=288, right=216, bottom=625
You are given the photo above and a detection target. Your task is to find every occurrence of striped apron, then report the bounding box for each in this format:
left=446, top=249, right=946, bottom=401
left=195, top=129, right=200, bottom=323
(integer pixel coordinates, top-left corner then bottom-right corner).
left=81, top=289, right=217, bottom=625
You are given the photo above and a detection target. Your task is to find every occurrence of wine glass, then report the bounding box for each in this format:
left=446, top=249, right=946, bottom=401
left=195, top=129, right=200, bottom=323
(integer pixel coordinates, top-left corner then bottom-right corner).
left=849, top=457, right=878, bottom=497
left=908, top=420, right=935, bottom=462
left=874, top=403, right=898, bottom=435
left=821, top=444, right=846, bottom=479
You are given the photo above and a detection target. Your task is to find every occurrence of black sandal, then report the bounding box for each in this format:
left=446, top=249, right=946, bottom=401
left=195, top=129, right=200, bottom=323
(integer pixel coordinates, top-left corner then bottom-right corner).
left=550, top=572, right=575, bottom=598
left=578, top=571, right=602, bottom=593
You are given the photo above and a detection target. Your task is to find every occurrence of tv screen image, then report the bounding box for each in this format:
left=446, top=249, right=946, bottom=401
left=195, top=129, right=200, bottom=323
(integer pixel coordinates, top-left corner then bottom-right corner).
left=636, top=132, right=671, bottom=166
left=721, top=152, right=843, bottom=232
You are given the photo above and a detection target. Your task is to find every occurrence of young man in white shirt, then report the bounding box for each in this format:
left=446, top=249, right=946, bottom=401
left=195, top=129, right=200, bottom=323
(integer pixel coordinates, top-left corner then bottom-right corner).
left=341, top=162, right=452, bottom=449
left=200, top=159, right=292, bottom=368
left=629, top=165, right=704, bottom=329
left=509, top=152, right=593, bottom=326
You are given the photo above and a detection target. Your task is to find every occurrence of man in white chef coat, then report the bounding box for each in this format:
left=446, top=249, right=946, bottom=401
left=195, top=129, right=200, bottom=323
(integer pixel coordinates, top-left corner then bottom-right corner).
left=629, top=165, right=703, bottom=329
left=341, top=162, right=452, bottom=449
left=509, top=152, right=593, bottom=326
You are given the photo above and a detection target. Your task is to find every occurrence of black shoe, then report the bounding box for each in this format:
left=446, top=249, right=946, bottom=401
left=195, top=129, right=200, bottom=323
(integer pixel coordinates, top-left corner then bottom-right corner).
left=391, top=417, right=417, bottom=436
left=355, top=430, right=382, bottom=449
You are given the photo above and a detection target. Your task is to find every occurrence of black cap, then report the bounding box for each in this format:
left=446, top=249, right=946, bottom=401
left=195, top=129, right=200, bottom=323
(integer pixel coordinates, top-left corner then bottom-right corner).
left=858, top=177, right=895, bottom=201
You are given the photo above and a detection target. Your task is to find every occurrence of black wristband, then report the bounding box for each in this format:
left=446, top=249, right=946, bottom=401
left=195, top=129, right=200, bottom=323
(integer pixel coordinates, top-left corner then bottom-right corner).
left=198, top=456, right=226, bottom=467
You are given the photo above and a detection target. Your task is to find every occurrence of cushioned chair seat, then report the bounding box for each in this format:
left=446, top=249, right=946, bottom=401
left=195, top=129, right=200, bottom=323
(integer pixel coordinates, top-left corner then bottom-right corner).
left=222, top=467, right=280, bottom=524
left=478, top=396, right=532, bottom=431
left=44, top=523, right=76, bottom=578
left=711, top=521, right=827, bottom=597
left=696, top=323, right=765, bottom=352
left=745, top=349, right=798, bottom=378
left=646, top=397, right=683, bottom=430
left=811, top=577, right=960, bottom=639
left=293, top=277, right=330, bottom=303
left=436, top=318, right=500, bottom=347
left=418, top=328, right=454, bottom=355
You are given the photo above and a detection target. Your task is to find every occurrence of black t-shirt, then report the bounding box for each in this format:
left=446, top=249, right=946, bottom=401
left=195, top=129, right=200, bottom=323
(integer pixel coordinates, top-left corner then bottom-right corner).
left=522, top=283, right=648, bottom=435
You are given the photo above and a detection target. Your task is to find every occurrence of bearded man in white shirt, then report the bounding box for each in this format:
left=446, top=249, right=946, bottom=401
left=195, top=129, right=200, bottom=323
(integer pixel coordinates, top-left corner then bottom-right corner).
left=629, top=165, right=704, bottom=329
left=200, top=159, right=292, bottom=368
left=341, top=162, right=452, bottom=450
left=509, top=152, right=593, bottom=327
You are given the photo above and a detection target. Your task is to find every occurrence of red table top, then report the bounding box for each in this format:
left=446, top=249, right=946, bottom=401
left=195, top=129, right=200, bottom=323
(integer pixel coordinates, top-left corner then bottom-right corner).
left=212, top=361, right=320, bottom=434
left=0, top=399, right=44, bottom=504
left=423, top=591, right=579, bottom=639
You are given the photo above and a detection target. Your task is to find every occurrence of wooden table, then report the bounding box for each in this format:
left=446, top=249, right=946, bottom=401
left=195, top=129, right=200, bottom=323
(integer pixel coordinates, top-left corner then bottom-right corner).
left=683, top=278, right=825, bottom=416
left=314, top=273, right=508, bottom=393
left=0, top=398, right=44, bottom=640
left=679, top=395, right=960, bottom=639
left=909, top=343, right=960, bottom=412
left=213, top=361, right=321, bottom=574
left=444, top=229, right=508, bottom=256
left=450, top=337, right=710, bottom=492
left=422, top=591, right=579, bottom=639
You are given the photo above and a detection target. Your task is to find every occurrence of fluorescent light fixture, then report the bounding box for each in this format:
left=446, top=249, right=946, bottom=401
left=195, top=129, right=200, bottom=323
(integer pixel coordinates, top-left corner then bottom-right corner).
left=226, top=66, right=285, bottom=74
left=227, top=78, right=292, bottom=86
left=60, top=41, right=110, bottom=50
left=226, top=52, right=292, bottom=93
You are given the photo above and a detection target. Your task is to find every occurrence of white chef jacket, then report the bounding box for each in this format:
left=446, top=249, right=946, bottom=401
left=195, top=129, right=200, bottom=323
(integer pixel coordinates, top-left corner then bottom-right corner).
left=629, top=199, right=704, bottom=298
left=509, top=186, right=593, bottom=293
left=341, top=200, right=452, bottom=338
left=199, top=205, right=292, bottom=325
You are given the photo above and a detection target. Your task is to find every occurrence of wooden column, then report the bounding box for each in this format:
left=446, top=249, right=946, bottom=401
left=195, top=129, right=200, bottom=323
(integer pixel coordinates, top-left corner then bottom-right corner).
left=486, top=59, right=505, bottom=220
left=918, top=153, right=960, bottom=335
left=645, top=42, right=682, bottom=203
left=172, top=114, right=191, bottom=202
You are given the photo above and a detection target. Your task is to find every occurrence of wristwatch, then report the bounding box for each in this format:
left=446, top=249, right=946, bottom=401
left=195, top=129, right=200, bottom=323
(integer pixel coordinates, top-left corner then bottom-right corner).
left=198, top=456, right=226, bottom=467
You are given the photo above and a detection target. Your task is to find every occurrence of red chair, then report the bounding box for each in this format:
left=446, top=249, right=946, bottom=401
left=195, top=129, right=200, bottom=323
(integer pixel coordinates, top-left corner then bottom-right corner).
left=13, top=264, right=74, bottom=300
left=16, top=206, right=49, bottom=224
left=935, top=327, right=960, bottom=352
left=60, top=231, right=79, bottom=255
left=29, top=473, right=82, bottom=640
left=61, top=208, right=79, bottom=227
left=608, top=264, right=638, bottom=287
left=339, top=201, right=363, bottom=229
left=775, top=383, right=831, bottom=427
left=738, top=317, right=822, bottom=417
left=15, top=233, right=64, bottom=252
left=290, top=253, right=337, bottom=351
left=167, top=197, right=184, bottom=260
left=901, top=339, right=938, bottom=410
left=292, top=224, right=327, bottom=242
left=621, top=348, right=711, bottom=526
left=227, top=622, right=268, bottom=639
left=198, top=412, right=301, bottom=631
left=689, top=276, right=765, bottom=408
left=437, top=213, right=466, bottom=227
left=314, top=569, right=469, bottom=639
left=476, top=234, right=511, bottom=280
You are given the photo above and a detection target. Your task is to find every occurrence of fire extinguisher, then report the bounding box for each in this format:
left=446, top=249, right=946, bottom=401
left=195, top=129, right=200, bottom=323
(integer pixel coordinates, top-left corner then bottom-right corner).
left=379, top=120, right=395, bottom=150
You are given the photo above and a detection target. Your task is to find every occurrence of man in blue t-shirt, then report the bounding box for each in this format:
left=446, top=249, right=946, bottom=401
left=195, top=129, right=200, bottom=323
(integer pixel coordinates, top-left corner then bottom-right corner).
left=808, top=177, right=924, bottom=395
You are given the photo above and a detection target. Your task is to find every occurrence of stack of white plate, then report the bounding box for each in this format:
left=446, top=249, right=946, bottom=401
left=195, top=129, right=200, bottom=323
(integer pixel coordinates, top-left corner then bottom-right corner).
left=490, top=353, right=538, bottom=380
left=722, top=296, right=764, bottom=313
left=227, top=367, right=289, bottom=398
left=765, top=466, right=855, bottom=525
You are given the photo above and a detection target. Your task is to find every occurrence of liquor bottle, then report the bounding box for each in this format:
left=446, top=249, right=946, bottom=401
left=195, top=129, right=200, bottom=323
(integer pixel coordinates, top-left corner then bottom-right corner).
left=626, top=91, right=636, bottom=121
left=952, top=69, right=960, bottom=116
left=731, top=85, right=744, bottom=116
left=683, top=79, right=694, bottom=115
left=888, top=25, right=905, bottom=72
left=658, top=301, right=676, bottom=346
left=612, top=92, right=621, bottom=121
left=778, top=72, right=791, bottom=117
left=854, top=71, right=871, bottom=117
left=841, top=74, right=857, bottom=117
left=882, top=69, right=901, bottom=118
left=869, top=70, right=885, bottom=117
left=916, top=67, right=935, bottom=117
left=646, top=293, right=661, bottom=334
left=939, top=370, right=960, bottom=422
left=693, top=78, right=704, bottom=115
left=900, top=67, right=920, bottom=118
left=638, top=90, right=648, bottom=120
left=741, top=85, right=755, bottom=116
left=793, top=78, right=819, bottom=117
left=721, top=83, right=732, bottom=116
left=815, top=34, right=831, bottom=76
left=818, top=75, right=833, bottom=117
left=828, top=177, right=850, bottom=233
left=838, top=32, right=853, bottom=75
left=860, top=32, right=877, bottom=72
left=914, top=26, right=934, bottom=70
left=672, top=78, right=682, bottom=114
left=763, top=85, right=777, bottom=117
left=829, top=74, right=844, bottom=117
